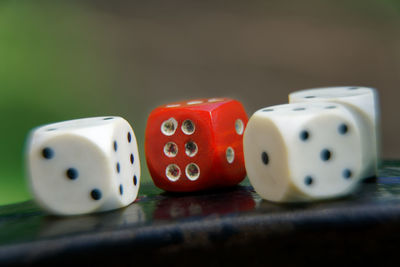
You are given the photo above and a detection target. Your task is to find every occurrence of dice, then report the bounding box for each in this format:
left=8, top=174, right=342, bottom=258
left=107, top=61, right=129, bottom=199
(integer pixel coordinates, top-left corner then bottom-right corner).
left=289, top=86, right=380, bottom=178
left=145, top=98, right=248, bottom=192
left=243, top=102, right=372, bottom=202
left=26, top=116, right=140, bottom=216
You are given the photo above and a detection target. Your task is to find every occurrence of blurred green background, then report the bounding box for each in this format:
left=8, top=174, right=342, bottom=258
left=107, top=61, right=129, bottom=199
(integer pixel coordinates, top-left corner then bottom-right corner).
left=0, top=0, right=399, bottom=205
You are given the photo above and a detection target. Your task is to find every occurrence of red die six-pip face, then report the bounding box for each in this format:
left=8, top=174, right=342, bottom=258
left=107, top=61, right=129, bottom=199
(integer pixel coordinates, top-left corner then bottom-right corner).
left=145, top=98, right=248, bottom=192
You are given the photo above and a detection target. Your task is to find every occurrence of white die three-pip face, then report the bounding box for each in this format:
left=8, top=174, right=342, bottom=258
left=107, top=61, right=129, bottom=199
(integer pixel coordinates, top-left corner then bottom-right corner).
left=26, top=116, right=140, bottom=215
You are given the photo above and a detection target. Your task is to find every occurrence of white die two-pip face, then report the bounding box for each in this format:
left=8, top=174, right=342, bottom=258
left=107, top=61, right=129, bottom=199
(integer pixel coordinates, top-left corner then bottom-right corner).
left=289, top=86, right=379, bottom=125
left=243, top=102, right=371, bottom=202
left=26, top=116, right=140, bottom=216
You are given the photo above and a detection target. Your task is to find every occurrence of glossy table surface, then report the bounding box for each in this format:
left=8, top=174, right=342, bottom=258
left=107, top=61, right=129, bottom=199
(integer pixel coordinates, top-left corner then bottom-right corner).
left=1, top=161, right=400, bottom=266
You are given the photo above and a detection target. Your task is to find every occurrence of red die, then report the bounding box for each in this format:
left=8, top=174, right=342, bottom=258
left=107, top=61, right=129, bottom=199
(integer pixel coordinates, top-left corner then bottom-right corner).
left=145, top=98, right=248, bottom=192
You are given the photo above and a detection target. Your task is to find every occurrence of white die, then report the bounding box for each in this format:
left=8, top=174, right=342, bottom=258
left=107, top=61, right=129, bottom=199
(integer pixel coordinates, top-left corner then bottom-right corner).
left=26, top=116, right=141, bottom=215
left=289, top=86, right=380, bottom=178
left=243, top=102, right=372, bottom=202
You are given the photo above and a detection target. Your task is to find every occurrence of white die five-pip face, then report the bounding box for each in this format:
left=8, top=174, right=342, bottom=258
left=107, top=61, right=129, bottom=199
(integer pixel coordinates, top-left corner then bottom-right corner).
left=26, top=117, right=140, bottom=216
left=243, top=102, right=366, bottom=202
left=289, top=86, right=380, bottom=177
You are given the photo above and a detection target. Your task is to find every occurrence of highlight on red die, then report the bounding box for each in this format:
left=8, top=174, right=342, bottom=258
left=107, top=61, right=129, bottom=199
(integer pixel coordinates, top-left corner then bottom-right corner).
left=145, top=98, right=249, bottom=192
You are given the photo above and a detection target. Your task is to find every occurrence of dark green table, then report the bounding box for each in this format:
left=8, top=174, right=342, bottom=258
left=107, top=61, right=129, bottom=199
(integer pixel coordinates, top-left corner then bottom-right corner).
left=1, top=161, right=400, bottom=266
